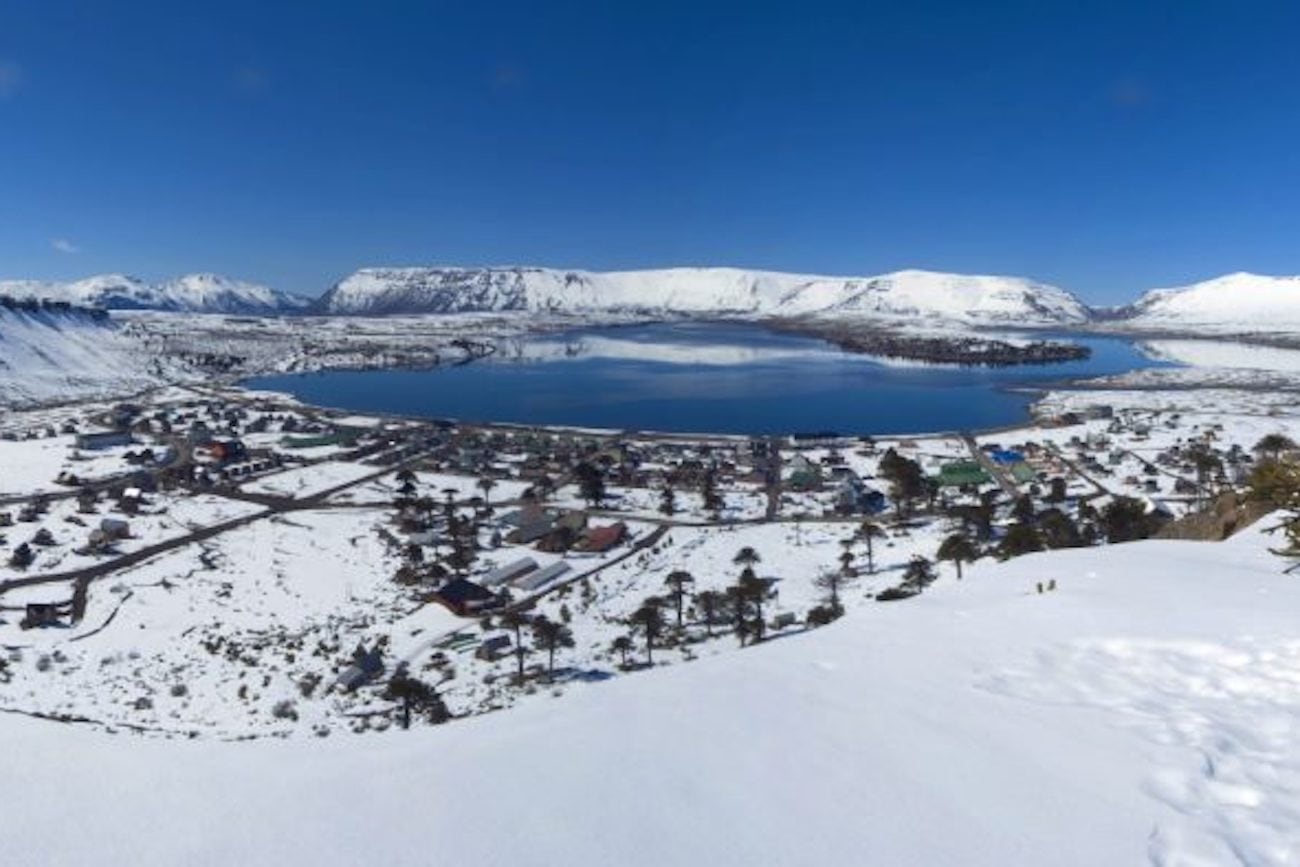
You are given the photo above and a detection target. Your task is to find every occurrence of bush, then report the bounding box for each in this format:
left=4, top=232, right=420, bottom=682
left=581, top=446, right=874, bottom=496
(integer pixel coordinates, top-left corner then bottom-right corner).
left=271, top=700, right=299, bottom=721
left=806, top=603, right=843, bottom=627
left=876, top=586, right=919, bottom=602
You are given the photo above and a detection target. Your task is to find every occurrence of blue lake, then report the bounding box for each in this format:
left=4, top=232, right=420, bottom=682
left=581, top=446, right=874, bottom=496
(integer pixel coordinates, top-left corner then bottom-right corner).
left=246, top=322, right=1167, bottom=435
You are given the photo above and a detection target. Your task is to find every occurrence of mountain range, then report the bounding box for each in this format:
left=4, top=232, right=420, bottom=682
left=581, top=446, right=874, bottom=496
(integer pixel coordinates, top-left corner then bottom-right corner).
left=0, top=273, right=308, bottom=315
left=8, top=266, right=1300, bottom=333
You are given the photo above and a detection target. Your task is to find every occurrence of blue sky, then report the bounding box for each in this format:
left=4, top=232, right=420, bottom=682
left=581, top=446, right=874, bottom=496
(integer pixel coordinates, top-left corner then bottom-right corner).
left=3, top=1, right=1300, bottom=303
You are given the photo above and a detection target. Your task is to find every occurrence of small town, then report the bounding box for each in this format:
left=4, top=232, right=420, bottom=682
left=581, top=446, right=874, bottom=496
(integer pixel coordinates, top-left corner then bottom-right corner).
left=1, top=383, right=1290, bottom=737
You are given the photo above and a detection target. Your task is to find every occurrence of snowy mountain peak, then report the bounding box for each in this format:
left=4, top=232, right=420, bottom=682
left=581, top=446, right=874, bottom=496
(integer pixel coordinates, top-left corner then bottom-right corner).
left=0, top=273, right=309, bottom=314
left=1124, top=272, right=1300, bottom=330
left=316, top=265, right=1092, bottom=325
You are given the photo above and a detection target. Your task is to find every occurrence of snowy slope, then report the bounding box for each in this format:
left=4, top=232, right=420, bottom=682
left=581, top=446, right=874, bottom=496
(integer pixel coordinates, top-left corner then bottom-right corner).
left=0, top=273, right=309, bottom=314
left=0, top=300, right=162, bottom=404
left=2, top=525, right=1297, bottom=866
left=316, top=266, right=1092, bottom=325
left=1119, top=271, right=1300, bottom=332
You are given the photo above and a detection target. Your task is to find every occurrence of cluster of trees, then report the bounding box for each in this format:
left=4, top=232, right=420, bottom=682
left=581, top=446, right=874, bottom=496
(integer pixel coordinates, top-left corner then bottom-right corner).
left=612, top=547, right=776, bottom=666
left=574, top=462, right=606, bottom=507
left=498, top=609, right=576, bottom=681
left=385, top=673, right=451, bottom=729
left=1249, top=434, right=1300, bottom=569
left=878, top=448, right=931, bottom=518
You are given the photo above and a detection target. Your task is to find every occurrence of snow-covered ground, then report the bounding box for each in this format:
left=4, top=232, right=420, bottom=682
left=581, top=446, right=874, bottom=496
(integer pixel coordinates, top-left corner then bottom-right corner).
left=2, top=524, right=1297, bottom=865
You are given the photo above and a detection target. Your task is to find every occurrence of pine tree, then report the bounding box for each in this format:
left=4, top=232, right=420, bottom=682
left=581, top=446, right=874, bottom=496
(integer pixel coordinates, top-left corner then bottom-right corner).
left=531, top=615, right=574, bottom=679
left=936, top=532, right=979, bottom=579
left=628, top=602, right=665, bottom=664
left=901, top=555, right=936, bottom=593
left=858, top=520, right=886, bottom=573
left=663, top=570, right=694, bottom=627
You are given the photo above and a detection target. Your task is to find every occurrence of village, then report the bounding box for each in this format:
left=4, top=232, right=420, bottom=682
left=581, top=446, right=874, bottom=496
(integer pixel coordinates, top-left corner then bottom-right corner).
left=0, top=382, right=1294, bottom=737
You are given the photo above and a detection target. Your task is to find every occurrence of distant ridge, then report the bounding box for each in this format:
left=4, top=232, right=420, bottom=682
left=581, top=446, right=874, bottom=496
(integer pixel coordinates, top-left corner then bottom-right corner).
left=0, top=273, right=308, bottom=315
left=314, top=266, right=1093, bottom=326
left=1115, top=272, right=1300, bottom=331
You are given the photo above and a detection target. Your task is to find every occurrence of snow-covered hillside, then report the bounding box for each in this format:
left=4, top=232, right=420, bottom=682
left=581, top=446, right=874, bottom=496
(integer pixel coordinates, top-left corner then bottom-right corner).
left=316, top=266, right=1092, bottom=326
left=1117, top=272, right=1300, bottom=333
left=0, top=300, right=164, bottom=405
left=0, top=273, right=309, bottom=314
left=1, top=525, right=1296, bottom=866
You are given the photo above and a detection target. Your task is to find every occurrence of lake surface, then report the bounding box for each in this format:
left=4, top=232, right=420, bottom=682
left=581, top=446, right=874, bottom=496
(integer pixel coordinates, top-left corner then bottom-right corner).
left=247, top=322, right=1167, bottom=435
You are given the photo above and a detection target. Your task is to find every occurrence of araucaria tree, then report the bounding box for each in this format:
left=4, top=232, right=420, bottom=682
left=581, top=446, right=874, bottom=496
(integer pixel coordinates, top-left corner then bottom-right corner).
left=611, top=635, right=634, bottom=668
left=902, top=555, right=937, bottom=594
left=658, top=483, right=677, bottom=517
left=733, top=546, right=761, bottom=569
left=997, top=522, right=1044, bottom=560
left=814, top=569, right=846, bottom=613
left=858, top=520, right=886, bottom=573
left=936, top=532, right=979, bottom=579
left=574, top=462, right=606, bottom=507
left=693, top=589, right=725, bottom=637
left=531, top=615, right=574, bottom=679
left=879, top=449, right=926, bottom=518
left=1100, top=496, right=1165, bottom=543
left=628, top=602, right=665, bottom=665
left=1255, top=433, right=1297, bottom=462
left=477, top=477, right=497, bottom=508
left=499, top=610, right=532, bottom=682
left=663, top=570, right=694, bottom=627
left=736, top=570, right=770, bottom=643
left=385, top=674, right=450, bottom=729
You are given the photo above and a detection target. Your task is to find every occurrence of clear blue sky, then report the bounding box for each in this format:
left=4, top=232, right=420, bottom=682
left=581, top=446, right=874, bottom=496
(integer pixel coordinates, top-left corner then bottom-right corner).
left=3, top=1, right=1300, bottom=303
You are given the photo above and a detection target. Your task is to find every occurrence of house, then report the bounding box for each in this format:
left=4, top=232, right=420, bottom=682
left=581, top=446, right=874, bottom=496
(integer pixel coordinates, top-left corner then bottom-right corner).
left=480, top=557, right=539, bottom=588
left=1007, top=462, right=1038, bottom=485
left=512, top=560, right=571, bottom=592
left=785, top=454, right=823, bottom=490
left=208, top=440, right=246, bottom=463
left=475, top=634, right=513, bottom=661
left=771, top=612, right=798, bottom=630
left=434, top=578, right=499, bottom=615
left=506, top=515, right=557, bottom=545
left=21, top=602, right=70, bottom=629
left=407, top=529, right=445, bottom=547
left=335, top=643, right=385, bottom=691
left=579, top=522, right=628, bottom=553
left=75, top=430, right=134, bottom=451
left=833, top=474, right=886, bottom=515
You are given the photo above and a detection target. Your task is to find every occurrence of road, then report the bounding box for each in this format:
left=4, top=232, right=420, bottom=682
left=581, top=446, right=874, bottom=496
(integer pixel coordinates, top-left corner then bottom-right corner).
left=960, top=432, right=1019, bottom=498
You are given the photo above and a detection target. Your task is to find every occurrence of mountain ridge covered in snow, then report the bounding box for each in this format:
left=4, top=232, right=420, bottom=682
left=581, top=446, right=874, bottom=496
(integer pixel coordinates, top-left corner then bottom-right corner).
left=0, top=273, right=309, bottom=315
left=1115, top=271, right=1300, bottom=332
left=314, top=266, right=1093, bottom=326
left=0, top=297, right=164, bottom=404
left=12, top=266, right=1300, bottom=336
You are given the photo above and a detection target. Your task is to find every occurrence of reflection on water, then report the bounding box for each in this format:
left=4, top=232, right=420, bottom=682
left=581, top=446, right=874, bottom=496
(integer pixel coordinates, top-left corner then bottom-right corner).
left=247, top=322, right=1169, bottom=435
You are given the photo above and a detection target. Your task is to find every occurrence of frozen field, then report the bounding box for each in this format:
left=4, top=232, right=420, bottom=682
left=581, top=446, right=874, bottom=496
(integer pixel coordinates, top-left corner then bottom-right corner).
left=2, top=524, right=1297, bottom=865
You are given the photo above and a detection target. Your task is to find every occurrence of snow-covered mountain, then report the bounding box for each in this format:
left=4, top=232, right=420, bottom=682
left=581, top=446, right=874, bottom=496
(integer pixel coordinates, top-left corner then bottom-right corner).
left=1116, top=272, right=1300, bottom=332
left=0, top=299, right=163, bottom=405
left=0, top=273, right=309, bottom=315
left=315, top=266, right=1092, bottom=326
